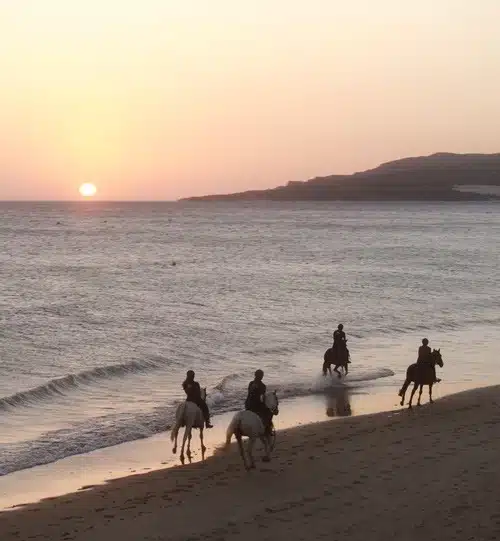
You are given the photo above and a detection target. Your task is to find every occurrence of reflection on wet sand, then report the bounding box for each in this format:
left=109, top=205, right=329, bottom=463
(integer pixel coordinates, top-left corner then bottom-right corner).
left=325, top=386, right=352, bottom=417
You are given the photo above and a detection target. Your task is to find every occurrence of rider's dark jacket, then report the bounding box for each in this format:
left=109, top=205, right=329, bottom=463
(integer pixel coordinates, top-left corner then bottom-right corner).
left=333, top=329, right=346, bottom=348
left=183, top=379, right=202, bottom=403
left=245, top=380, right=266, bottom=412
left=417, top=345, right=432, bottom=364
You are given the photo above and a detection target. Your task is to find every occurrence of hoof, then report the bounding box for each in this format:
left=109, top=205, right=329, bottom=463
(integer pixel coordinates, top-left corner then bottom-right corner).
left=172, top=448, right=177, bottom=454
left=400, top=400, right=404, bottom=407
left=430, top=400, right=434, bottom=404
left=408, top=404, right=412, bottom=409
left=417, top=403, right=421, bottom=407
left=180, top=456, right=185, bottom=465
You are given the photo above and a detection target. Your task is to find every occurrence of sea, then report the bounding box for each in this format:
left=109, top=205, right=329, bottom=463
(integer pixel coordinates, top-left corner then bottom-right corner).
left=1, top=201, right=499, bottom=477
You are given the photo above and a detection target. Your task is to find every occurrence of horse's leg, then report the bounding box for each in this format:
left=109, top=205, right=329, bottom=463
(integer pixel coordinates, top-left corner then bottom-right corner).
left=429, top=383, right=434, bottom=404
left=236, top=435, right=248, bottom=470
left=399, top=379, right=409, bottom=405
left=247, top=437, right=256, bottom=469
left=344, top=362, right=348, bottom=376
left=200, top=428, right=206, bottom=460
left=172, top=428, right=178, bottom=455
left=186, top=429, right=193, bottom=462
left=417, top=384, right=423, bottom=406
left=260, top=436, right=270, bottom=462
left=408, top=383, right=418, bottom=408
left=333, top=365, right=342, bottom=379
left=180, top=427, right=189, bottom=465
left=398, top=379, right=407, bottom=399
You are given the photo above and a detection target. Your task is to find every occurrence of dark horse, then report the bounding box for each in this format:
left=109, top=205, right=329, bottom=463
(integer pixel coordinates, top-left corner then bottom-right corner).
left=398, top=349, right=444, bottom=408
left=322, top=347, right=350, bottom=378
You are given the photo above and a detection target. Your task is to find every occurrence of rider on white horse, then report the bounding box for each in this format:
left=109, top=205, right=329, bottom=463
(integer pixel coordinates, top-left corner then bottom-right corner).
left=245, top=369, right=273, bottom=437
left=182, top=370, right=213, bottom=428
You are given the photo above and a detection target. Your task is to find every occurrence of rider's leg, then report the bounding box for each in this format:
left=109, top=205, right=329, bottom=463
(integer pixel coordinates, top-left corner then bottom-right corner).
left=197, top=399, right=213, bottom=428
left=263, top=409, right=273, bottom=437
left=431, top=364, right=441, bottom=383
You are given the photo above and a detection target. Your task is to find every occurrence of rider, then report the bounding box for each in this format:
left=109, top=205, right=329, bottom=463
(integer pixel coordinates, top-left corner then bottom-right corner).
left=245, top=369, right=273, bottom=436
left=182, top=370, right=213, bottom=428
left=333, top=324, right=350, bottom=362
left=417, top=338, right=440, bottom=383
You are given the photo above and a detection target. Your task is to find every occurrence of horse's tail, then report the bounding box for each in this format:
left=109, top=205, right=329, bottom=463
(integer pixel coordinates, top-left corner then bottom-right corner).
left=398, top=365, right=415, bottom=395
left=170, top=403, right=185, bottom=442
left=224, top=413, right=242, bottom=448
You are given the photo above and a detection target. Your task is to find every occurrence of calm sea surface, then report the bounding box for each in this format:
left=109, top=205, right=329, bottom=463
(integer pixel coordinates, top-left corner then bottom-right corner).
left=0, top=201, right=499, bottom=475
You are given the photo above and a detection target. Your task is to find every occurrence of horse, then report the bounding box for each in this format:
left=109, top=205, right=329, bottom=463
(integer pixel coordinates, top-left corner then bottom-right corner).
left=225, top=391, right=279, bottom=470
left=398, top=349, right=444, bottom=408
left=171, top=388, right=207, bottom=465
left=322, top=347, right=350, bottom=378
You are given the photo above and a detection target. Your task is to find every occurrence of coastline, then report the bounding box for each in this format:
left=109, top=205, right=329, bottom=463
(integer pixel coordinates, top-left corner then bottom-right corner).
left=0, top=380, right=481, bottom=510
left=2, top=383, right=499, bottom=540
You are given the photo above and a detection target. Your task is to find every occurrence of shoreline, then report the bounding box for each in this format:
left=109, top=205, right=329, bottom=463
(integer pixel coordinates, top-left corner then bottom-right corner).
left=1, top=384, right=499, bottom=540
left=0, top=380, right=483, bottom=509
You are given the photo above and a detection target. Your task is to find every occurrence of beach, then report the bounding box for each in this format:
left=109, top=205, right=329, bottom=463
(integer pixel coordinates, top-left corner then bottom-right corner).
left=1, top=385, right=499, bottom=541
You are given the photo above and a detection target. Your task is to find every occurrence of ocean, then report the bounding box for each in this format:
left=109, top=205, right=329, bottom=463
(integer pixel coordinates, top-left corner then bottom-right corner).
left=1, top=201, right=499, bottom=477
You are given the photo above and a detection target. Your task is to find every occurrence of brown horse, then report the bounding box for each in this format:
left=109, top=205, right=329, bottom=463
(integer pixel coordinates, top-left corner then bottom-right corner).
left=398, top=349, right=444, bottom=408
left=322, top=347, right=350, bottom=378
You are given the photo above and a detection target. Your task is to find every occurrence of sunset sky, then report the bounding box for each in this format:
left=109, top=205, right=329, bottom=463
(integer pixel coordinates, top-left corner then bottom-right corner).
left=1, top=1, right=499, bottom=201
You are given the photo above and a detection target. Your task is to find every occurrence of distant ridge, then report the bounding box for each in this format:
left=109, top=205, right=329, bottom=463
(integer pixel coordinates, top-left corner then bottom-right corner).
left=181, top=153, right=500, bottom=201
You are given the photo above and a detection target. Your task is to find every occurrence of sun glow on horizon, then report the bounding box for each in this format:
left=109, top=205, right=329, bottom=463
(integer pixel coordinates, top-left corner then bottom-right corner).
left=79, top=183, right=97, bottom=198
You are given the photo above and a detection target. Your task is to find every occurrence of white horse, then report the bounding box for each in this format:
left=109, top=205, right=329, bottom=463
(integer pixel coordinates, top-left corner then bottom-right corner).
left=171, top=388, right=207, bottom=465
left=225, top=391, right=279, bottom=470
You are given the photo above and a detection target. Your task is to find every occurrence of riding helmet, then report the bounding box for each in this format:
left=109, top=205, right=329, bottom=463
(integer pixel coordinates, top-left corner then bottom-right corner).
left=422, top=338, right=429, bottom=345
left=255, top=369, right=264, bottom=379
left=186, top=370, right=195, bottom=378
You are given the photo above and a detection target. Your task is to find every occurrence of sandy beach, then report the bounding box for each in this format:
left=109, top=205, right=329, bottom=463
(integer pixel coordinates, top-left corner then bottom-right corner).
left=1, top=385, right=499, bottom=541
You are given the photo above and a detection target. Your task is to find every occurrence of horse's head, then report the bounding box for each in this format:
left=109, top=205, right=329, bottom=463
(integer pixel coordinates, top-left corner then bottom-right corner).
left=432, top=349, right=443, bottom=368
left=265, top=390, right=279, bottom=416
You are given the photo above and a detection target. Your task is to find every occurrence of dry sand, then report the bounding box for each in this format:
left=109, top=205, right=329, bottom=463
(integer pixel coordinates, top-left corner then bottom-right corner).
left=1, top=385, right=499, bottom=541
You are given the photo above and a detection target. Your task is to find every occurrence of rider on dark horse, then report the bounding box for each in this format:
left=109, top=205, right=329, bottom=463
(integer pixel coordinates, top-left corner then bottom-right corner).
left=182, top=370, right=213, bottom=428
left=417, top=338, right=441, bottom=383
left=245, top=369, right=273, bottom=437
left=333, top=324, right=350, bottom=363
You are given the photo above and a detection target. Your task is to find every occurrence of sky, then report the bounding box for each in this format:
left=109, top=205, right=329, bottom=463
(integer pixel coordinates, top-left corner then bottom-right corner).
left=1, top=1, right=499, bottom=201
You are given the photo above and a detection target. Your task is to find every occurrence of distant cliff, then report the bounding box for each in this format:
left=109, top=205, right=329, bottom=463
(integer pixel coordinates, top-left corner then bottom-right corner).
left=181, top=153, right=500, bottom=201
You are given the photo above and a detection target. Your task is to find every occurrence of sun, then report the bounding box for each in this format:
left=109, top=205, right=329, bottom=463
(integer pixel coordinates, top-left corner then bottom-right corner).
left=79, top=183, right=97, bottom=198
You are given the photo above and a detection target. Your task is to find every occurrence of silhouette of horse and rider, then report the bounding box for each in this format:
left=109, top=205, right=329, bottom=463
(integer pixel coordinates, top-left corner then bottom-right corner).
left=398, top=338, right=443, bottom=408
left=323, top=324, right=351, bottom=378
left=171, top=328, right=444, bottom=468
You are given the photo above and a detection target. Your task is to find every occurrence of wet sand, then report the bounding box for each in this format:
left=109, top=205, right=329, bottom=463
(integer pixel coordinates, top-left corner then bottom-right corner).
left=0, top=384, right=402, bottom=509
left=1, top=385, right=499, bottom=541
